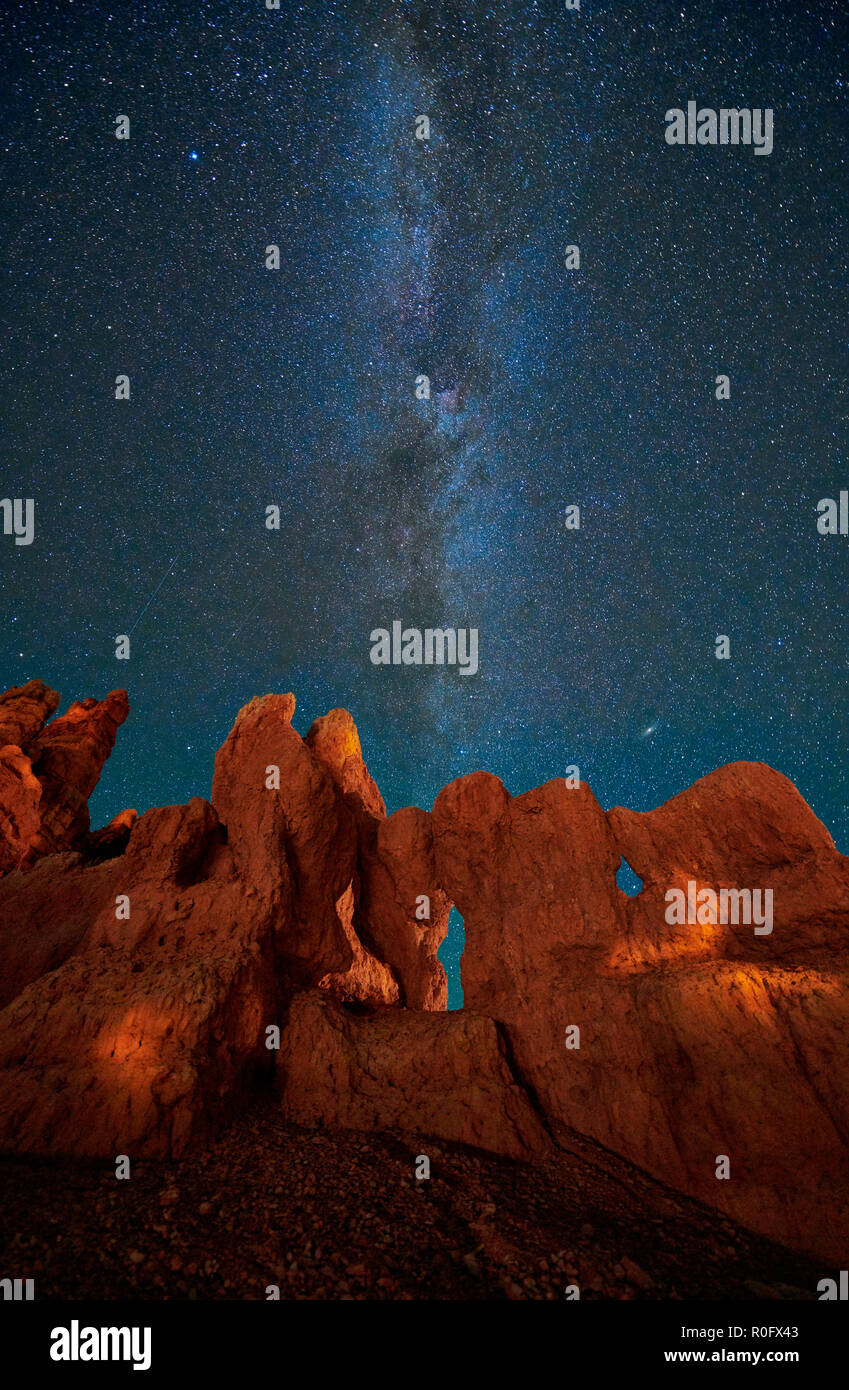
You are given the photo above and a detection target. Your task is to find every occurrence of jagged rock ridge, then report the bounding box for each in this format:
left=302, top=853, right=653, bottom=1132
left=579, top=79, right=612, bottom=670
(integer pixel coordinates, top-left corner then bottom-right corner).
left=0, top=679, right=847, bottom=1265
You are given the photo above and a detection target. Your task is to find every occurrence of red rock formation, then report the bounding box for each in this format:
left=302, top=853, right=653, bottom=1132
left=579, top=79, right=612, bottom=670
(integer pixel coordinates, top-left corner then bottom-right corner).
left=0, top=679, right=62, bottom=874
left=0, top=794, right=276, bottom=1156
left=0, top=681, right=128, bottom=872
left=431, top=771, right=624, bottom=1143
left=210, top=693, right=397, bottom=1005
left=83, top=807, right=138, bottom=860
left=0, top=679, right=60, bottom=748
left=602, top=763, right=849, bottom=1258
left=0, top=851, right=121, bottom=1010
left=279, top=990, right=550, bottom=1161
left=1, top=682, right=848, bottom=1265
left=0, top=745, right=43, bottom=876
left=433, top=762, right=849, bottom=1262
left=0, top=689, right=403, bottom=1155
left=316, top=880, right=400, bottom=1008
left=0, top=941, right=273, bottom=1159
left=608, top=761, right=849, bottom=956
left=305, top=707, right=449, bottom=1010
left=305, top=707, right=386, bottom=820
left=356, top=807, right=451, bottom=1011
left=28, top=690, right=130, bottom=857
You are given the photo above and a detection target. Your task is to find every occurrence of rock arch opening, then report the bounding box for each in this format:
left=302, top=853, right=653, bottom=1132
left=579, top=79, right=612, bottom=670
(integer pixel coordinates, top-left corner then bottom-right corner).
left=616, top=856, right=643, bottom=898
left=438, top=905, right=465, bottom=1010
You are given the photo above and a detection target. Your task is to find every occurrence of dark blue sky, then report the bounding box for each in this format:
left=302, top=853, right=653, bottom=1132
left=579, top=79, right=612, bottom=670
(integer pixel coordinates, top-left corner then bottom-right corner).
left=2, top=0, right=847, bottom=1006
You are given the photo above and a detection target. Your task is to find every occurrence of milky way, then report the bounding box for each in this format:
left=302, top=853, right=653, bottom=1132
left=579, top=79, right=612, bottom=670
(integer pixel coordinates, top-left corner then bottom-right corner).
left=2, top=0, right=848, bottom=1004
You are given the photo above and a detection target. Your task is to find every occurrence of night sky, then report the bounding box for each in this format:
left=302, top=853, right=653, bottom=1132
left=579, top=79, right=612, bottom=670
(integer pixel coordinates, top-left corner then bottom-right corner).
left=2, top=0, right=847, bottom=1006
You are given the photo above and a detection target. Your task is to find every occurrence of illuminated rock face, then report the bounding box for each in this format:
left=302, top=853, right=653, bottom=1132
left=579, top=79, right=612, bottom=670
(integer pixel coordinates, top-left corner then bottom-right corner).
left=0, top=683, right=848, bottom=1262
left=432, top=762, right=849, bottom=1262
left=0, top=679, right=61, bottom=749
left=600, top=765, right=849, bottom=1260
left=0, top=794, right=276, bottom=1157
left=0, top=687, right=447, bottom=1159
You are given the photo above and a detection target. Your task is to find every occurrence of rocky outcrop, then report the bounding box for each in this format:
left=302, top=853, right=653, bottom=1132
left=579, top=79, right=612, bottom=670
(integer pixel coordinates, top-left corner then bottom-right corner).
left=0, top=687, right=424, bottom=1156
left=305, top=707, right=448, bottom=1009
left=607, top=761, right=849, bottom=956
left=0, top=680, right=128, bottom=872
left=0, top=682, right=848, bottom=1264
left=210, top=693, right=399, bottom=1006
left=0, top=851, right=122, bottom=1010
left=0, top=793, right=276, bottom=1156
left=601, top=764, right=849, bottom=1258
left=305, top=707, right=386, bottom=821
left=356, top=807, right=451, bottom=1011
left=83, top=807, right=138, bottom=861
left=0, top=679, right=61, bottom=748
left=432, top=763, right=849, bottom=1262
left=432, top=771, right=625, bottom=1130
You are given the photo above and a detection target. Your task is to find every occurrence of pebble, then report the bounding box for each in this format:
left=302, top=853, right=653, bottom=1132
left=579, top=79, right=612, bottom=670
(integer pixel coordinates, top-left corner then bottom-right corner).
left=621, top=1256, right=654, bottom=1291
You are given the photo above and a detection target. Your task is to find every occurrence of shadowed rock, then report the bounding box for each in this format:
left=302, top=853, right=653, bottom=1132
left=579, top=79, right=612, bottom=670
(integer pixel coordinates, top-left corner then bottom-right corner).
left=0, top=682, right=128, bottom=872
left=279, top=990, right=550, bottom=1161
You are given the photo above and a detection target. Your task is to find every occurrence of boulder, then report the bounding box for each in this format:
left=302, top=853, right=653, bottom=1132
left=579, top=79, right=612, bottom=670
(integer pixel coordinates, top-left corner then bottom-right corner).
left=278, top=990, right=550, bottom=1161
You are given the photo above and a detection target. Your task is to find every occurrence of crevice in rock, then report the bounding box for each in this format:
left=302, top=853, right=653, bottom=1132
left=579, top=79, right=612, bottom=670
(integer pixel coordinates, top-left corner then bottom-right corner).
left=492, top=1018, right=556, bottom=1145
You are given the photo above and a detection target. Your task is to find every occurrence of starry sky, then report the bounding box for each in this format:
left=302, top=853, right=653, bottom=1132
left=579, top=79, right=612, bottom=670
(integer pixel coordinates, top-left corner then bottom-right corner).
left=2, top=0, right=848, bottom=1006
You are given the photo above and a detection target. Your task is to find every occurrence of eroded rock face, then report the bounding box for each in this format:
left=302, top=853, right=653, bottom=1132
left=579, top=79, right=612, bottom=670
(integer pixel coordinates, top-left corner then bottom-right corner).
left=211, top=693, right=355, bottom=991
left=602, top=764, right=849, bottom=1259
left=0, top=689, right=406, bottom=1156
left=83, top=807, right=138, bottom=861
left=1, top=682, right=848, bottom=1264
left=316, top=880, right=400, bottom=1008
left=0, top=794, right=276, bottom=1156
left=29, top=690, right=130, bottom=858
left=0, top=679, right=61, bottom=749
left=278, top=990, right=550, bottom=1161
left=432, top=771, right=625, bottom=1125
left=305, top=708, right=386, bottom=821
left=0, top=745, right=43, bottom=876
left=433, top=762, right=849, bottom=1262
left=357, top=806, right=451, bottom=1011
left=0, top=682, right=129, bottom=873
left=0, top=940, right=273, bottom=1159
left=608, top=761, right=849, bottom=957
left=0, top=852, right=121, bottom=1010
left=304, top=706, right=448, bottom=1009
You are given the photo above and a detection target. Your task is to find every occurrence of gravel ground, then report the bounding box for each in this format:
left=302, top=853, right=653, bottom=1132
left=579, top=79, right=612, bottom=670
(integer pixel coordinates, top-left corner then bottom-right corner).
left=0, top=1099, right=824, bottom=1300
